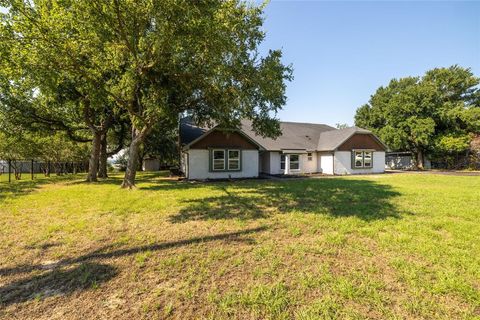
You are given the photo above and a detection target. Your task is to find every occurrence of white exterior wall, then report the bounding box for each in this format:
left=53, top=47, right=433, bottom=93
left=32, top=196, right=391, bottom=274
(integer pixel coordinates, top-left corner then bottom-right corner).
left=302, top=152, right=318, bottom=173
left=261, top=151, right=319, bottom=175
left=187, top=149, right=259, bottom=180
left=269, top=152, right=282, bottom=175
left=334, top=151, right=385, bottom=175
left=319, top=153, right=334, bottom=175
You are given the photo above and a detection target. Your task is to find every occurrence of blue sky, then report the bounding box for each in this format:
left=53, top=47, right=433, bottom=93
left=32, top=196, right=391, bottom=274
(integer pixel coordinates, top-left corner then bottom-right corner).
left=1, top=2, right=478, bottom=127
left=258, top=0, right=480, bottom=126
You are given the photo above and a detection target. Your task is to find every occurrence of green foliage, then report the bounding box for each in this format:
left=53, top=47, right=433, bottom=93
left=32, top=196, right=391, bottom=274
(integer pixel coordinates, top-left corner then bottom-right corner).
left=335, top=123, right=349, bottom=129
left=1, top=0, right=292, bottom=186
left=434, top=133, right=471, bottom=153
left=0, top=130, right=89, bottom=162
left=355, top=65, right=480, bottom=167
left=141, top=123, right=179, bottom=165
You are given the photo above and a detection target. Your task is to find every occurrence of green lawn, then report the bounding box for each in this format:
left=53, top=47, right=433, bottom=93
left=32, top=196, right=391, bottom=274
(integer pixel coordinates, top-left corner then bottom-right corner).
left=0, top=173, right=479, bottom=319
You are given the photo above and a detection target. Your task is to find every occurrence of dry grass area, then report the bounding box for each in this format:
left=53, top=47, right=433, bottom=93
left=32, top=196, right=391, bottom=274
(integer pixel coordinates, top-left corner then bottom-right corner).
left=0, top=172, right=479, bottom=319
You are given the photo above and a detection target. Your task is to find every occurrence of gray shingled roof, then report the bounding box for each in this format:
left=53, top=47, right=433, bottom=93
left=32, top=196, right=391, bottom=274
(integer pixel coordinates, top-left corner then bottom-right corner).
left=240, top=120, right=335, bottom=151
left=180, top=118, right=377, bottom=151
left=180, top=118, right=209, bottom=145
left=317, top=126, right=372, bottom=151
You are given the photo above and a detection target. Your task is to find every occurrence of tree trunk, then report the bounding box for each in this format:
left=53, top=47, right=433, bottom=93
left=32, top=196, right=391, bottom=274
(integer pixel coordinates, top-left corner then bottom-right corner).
left=121, top=138, right=142, bottom=189
left=45, top=161, right=51, bottom=177
left=98, top=132, right=108, bottom=178
left=416, top=149, right=424, bottom=170
left=87, top=132, right=102, bottom=182
left=138, top=149, right=145, bottom=171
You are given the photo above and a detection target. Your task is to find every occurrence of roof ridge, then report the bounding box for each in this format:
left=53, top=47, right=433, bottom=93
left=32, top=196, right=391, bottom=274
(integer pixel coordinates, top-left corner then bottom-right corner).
left=279, top=120, right=335, bottom=127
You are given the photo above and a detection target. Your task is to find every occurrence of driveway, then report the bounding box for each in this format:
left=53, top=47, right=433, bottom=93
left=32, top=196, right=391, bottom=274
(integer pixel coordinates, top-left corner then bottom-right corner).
left=386, top=170, right=480, bottom=176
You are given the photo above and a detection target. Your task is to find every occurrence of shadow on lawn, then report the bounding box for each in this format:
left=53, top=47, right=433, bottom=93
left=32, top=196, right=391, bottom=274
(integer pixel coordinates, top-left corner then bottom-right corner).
left=0, top=172, right=175, bottom=200
left=0, top=226, right=267, bottom=306
left=170, top=178, right=403, bottom=223
left=0, top=174, right=82, bottom=201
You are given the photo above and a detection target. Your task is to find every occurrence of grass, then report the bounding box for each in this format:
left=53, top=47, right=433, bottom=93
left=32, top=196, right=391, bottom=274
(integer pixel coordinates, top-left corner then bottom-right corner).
left=0, top=172, right=479, bottom=319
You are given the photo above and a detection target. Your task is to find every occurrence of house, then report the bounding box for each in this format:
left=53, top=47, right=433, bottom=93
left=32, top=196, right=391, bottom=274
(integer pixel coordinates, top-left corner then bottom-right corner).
left=180, top=118, right=388, bottom=179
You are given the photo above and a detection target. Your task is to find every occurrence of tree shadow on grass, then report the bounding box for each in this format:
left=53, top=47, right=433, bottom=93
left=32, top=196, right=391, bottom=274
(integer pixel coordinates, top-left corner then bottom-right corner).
left=170, top=178, right=404, bottom=223
left=65, top=171, right=188, bottom=189
left=0, top=263, right=117, bottom=306
left=0, top=175, right=84, bottom=201
left=0, top=226, right=267, bottom=307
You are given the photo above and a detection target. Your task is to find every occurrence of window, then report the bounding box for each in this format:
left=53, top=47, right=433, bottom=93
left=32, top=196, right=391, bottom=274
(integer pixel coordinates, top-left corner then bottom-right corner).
left=363, top=151, right=372, bottom=168
left=281, top=154, right=300, bottom=171
left=210, top=149, right=241, bottom=171
left=228, top=150, right=240, bottom=170
left=212, top=150, right=225, bottom=171
left=290, top=154, right=300, bottom=170
left=354, top=151, right=364, bottom=168
left=352, top=150, right=374, bottom=169
left=307, top=153, right=313, bottom=161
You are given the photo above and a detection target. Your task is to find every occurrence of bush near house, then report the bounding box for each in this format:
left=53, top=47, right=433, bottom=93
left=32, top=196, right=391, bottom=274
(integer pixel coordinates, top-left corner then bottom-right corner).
left=0, top=172, right=479, bottom=319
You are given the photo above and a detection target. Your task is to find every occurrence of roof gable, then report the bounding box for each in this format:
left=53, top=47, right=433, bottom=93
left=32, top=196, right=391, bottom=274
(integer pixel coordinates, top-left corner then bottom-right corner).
left=188, top=129, right=260, bottom=150
left=180, top=118, right=386, bottom=152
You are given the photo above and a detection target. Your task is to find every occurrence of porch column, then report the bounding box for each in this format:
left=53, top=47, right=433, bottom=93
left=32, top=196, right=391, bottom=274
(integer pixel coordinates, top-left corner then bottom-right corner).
left=284, top=154, right=290, bottom=175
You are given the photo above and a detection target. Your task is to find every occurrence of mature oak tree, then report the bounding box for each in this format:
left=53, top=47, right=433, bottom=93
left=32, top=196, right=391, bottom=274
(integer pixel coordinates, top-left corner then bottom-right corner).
left=355, top=66, right=480, bottom=169
left=1, top=0, right=292, bottom=188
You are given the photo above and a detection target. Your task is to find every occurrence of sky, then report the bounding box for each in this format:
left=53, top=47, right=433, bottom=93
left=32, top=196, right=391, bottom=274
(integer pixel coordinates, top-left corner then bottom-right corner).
left=1, top=2, right=478, bottom=127
left=257, top=0, right=480, bottom=126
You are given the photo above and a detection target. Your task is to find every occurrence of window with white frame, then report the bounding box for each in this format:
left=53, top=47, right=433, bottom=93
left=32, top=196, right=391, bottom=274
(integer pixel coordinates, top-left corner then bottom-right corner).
left=352, top=150, right=373, bottom=168
left=281, top=154, right=300, bottom=170
left=363, top=151, right=372, bottom=167
left=212, top=149, right=225, bottom=171
left=307, top=152, right=313, bottom=161
left=228, top=150, right=240, bottom=170
left=290, top=154, right=300, bottom=170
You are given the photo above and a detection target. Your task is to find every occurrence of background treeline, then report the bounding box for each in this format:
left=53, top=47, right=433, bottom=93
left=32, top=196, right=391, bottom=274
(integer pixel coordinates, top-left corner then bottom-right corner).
left=355, top=66, right=480, bottom=170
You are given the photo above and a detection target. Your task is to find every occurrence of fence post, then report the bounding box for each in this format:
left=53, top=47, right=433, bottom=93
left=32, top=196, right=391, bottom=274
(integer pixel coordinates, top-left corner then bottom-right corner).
left=8, top=159, right=11, bottom=183
left=31, top=159, right=34, bottom=180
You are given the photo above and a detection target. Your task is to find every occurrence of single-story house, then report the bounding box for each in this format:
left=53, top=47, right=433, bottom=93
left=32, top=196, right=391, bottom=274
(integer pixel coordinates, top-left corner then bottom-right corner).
left=180, top=118, right=388, bottom=180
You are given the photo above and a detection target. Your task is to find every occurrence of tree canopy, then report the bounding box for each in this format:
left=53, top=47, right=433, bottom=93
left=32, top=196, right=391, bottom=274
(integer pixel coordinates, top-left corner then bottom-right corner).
left=0, top=0, right=292, bottom=187
left=355, top=65, right=480, bottom=168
